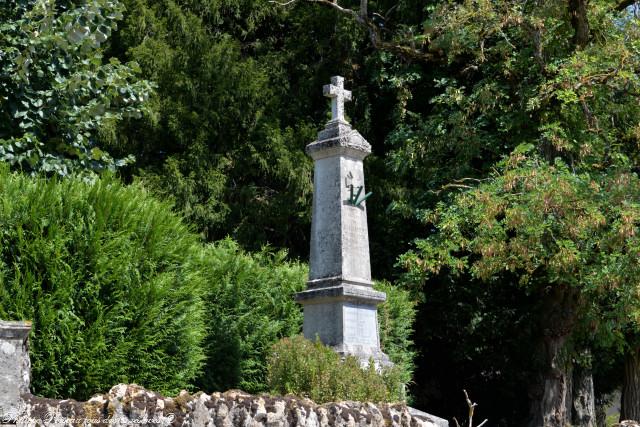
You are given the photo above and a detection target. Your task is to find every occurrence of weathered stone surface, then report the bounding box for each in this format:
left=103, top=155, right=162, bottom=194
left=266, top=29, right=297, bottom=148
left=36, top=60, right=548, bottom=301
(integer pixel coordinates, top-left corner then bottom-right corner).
left=307, top=123, right=371, bottom=161
left=296, top=284, right=385, bottom=303
left=322, top=76, right=351, bottom=124
left=15, top=384, right=446, bottom=427
left=0, top=321, right=31, bottom=423
left=304, top=145, right=372, bottom=284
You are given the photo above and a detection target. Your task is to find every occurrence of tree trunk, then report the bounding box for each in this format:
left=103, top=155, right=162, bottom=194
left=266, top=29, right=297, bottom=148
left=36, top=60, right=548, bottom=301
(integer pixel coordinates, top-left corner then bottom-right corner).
left=569, top=0, right=590, bottom=48
left=528, top=286, right=579, bottom=427
left=595, top=401, right=607, bottom=427
left=528, top=335, right=571, bottom=427
left=566, top=363, right=574, bottom=422
left=621, top=345, right=640, bottom=422
left=572, top=365, right=596, bottom=427
left=359, top=0, right=367, bottom=18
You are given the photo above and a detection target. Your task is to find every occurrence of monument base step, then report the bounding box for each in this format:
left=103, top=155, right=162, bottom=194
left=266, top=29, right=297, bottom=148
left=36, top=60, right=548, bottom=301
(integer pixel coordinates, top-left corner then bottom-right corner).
left=408, top=407, right=449, bottom=427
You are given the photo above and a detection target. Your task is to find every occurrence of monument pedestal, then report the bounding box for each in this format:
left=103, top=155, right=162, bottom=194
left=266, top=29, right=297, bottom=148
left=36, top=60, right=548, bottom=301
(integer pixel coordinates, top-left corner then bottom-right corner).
left=297, top=283, right=390, bottom=366
left=296, top=76, right=390, bottom=367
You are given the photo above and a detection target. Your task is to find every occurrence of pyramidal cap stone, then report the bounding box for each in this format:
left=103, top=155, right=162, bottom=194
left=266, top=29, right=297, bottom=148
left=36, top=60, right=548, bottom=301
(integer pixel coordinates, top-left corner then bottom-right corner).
left=296, top=76, right=390, bottom=367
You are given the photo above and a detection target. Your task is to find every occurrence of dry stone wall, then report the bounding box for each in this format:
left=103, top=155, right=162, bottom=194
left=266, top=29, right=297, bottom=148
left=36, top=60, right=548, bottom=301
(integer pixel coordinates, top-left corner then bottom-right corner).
left=14, top=384, right=445, bottom=427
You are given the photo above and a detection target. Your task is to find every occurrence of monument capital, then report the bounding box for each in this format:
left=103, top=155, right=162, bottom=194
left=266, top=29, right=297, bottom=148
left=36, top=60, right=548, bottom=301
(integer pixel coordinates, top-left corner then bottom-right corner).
left=305, top=125, right=372, bottom=161
left=307, top=77, right=371, bottom=161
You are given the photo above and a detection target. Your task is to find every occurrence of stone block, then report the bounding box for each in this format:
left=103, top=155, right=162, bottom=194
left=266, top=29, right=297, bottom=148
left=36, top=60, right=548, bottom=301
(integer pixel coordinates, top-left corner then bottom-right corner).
left=0, top=321, right=31, bottom=423
left=307, top=151, right=373, bottom=285
left=297, top=284, right=389, bottom=366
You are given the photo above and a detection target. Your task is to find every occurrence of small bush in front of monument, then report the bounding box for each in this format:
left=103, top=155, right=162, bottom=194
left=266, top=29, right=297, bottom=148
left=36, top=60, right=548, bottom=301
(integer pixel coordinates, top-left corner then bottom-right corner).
left=267, top=335, right=405, bottom=403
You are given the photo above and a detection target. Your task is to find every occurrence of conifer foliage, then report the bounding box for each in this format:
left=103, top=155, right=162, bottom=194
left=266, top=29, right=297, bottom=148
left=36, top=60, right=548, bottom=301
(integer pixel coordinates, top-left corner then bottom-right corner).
left=195, top=239, right=307, bottom=394
left=0, top=167, right=206, bottom=399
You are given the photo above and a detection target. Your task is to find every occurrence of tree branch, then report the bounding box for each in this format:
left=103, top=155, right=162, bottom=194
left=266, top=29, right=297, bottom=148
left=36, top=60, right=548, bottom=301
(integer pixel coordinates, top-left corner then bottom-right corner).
left=359, top=0, right=366, bottom=18
left=272, top=0, right=442, bottom=63
left=269, top=0, right=298, bottom=6
left=307, top=0, right=364, bottom=23
left=461, top=389, right=488, bottom=427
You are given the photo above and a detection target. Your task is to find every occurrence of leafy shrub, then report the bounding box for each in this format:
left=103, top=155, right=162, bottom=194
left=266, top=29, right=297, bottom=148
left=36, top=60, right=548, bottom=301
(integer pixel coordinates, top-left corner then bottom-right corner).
left=195, top=239, right=307, bottom=394
left=0, top=168, right=206, bottom=399
left=0, top=0, right=153, bottom=175
left=267, top=335, right=405, bottom=403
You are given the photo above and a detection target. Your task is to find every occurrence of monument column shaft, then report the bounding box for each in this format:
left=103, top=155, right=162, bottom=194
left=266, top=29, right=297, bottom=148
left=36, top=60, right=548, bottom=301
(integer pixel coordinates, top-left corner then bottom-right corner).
left=308, top=154, right=372, bottom=286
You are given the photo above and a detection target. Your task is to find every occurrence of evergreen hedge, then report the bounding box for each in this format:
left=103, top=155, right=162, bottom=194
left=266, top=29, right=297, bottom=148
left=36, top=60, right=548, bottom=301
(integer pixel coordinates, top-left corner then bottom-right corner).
left=0, top=168, right=206, bottom=399
left=195, top=239, right=307, bottom=394
left=375, top=280, right=416, bottom=388
left=194, top=244, right=417, bottom=396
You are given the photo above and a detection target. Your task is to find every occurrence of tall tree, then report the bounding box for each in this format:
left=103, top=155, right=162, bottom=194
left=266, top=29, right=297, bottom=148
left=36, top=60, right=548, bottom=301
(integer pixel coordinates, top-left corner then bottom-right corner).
left=400, top=154, right=640, bottom=426
left=107, top=0, right=346, bottom=254
left=378, top=0, right=640, bottom=424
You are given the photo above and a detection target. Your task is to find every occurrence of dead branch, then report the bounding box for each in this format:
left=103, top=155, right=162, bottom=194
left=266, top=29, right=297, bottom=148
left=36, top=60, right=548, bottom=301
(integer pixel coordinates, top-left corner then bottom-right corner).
left=441, top=183, right=474, bottom=190
left=269, top=0, right=298, bottom=6
left=462, top=389, right=488, bottom=427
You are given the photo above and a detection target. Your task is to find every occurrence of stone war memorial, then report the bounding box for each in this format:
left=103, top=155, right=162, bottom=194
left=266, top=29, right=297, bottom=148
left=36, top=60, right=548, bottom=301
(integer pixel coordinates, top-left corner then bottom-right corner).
left=295, top=76, right=389, bottom=367
left=0, top=77, right=447, bottom=427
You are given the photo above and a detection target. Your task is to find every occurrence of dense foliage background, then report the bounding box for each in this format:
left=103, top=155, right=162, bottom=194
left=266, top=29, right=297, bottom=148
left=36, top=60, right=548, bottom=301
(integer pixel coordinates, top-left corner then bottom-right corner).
left=2, top=0, right=640, bottom=425
left=0, top=0, right=153, bottom=175
left=195, top=239, right=307, bottom=394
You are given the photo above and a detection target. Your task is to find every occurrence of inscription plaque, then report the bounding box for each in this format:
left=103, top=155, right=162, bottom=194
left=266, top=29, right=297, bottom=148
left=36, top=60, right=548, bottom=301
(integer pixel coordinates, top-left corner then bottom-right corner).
left=343, top=303, right=378, bottom=347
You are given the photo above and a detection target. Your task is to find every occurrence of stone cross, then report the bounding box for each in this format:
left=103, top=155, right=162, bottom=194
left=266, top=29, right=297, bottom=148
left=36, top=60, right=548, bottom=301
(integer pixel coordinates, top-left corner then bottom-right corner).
left=296, top=76, right=390, bottom=367
left=323, top=76, right=352, bottom=123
